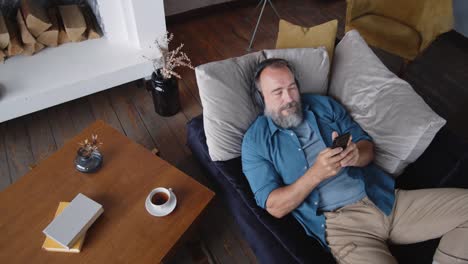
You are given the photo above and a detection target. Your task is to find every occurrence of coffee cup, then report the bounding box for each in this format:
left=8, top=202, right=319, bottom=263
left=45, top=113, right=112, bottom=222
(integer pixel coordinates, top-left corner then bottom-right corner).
left=147, top=187, right=173, bottom=213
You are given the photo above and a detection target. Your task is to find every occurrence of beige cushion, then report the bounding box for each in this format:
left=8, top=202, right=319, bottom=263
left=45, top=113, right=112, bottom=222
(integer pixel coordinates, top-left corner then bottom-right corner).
left=328, top=30, right=446, bottom=176
left=196, top=48, right=330, bottom=161
left=276, top=19, right=338, bottom=61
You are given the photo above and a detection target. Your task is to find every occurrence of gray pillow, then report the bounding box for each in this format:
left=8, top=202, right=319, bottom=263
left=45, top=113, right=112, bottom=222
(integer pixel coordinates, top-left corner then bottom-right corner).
left=196, top=51, right=265, bottom=161
left=196, top=48, right=330, bottom=161
left=328, top=30, right=446, bottom=176
left=264, top=47, right=330, bottom=94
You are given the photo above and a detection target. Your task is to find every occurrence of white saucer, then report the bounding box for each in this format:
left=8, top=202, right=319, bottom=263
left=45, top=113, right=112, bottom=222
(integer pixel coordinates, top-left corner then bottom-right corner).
left=145, top=191, right=177, bottom=217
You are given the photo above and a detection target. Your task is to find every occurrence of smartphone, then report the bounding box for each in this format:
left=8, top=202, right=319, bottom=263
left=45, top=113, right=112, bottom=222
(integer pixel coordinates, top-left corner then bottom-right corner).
left=332, top=132, right=351, bottom=150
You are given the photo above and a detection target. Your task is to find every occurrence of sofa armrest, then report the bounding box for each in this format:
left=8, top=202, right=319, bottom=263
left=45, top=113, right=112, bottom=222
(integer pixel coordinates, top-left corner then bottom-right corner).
left=396, top=126, right=468, bottom=189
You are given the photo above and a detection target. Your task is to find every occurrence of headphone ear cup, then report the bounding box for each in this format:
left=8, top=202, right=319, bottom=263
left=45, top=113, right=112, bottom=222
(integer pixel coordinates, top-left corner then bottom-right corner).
left=295, top=78, right=301, bottom=92
left=254, top=90, right=265, bottom=111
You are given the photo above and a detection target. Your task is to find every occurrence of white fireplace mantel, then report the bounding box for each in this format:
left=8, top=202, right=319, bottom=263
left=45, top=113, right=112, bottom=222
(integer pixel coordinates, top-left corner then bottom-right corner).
left=0, top=0, right=166, bottom=123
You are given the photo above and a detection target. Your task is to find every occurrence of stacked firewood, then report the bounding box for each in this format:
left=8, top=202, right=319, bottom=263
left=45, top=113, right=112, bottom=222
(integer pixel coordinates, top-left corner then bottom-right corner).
left=0, top=0, right=102, bottom=63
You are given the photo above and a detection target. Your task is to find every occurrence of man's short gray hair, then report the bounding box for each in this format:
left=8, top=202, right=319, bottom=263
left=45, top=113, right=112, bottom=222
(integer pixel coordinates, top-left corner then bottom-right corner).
left=253, top=58, right=297, bottom=92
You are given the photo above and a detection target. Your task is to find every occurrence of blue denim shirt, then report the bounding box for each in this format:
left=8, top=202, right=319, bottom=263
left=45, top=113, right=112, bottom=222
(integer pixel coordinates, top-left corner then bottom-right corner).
left=241, top=94, right=395, bottom=249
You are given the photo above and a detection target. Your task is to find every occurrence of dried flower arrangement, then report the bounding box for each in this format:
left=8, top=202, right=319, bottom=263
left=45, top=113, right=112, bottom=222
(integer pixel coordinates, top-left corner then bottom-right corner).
left=146, top=31, right=194, bottom=79
left=77, top=134, right=103, bottom=158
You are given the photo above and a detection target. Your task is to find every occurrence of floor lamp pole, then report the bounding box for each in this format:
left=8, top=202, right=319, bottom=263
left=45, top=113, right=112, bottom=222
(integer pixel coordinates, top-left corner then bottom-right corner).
left=247, top=0, right=280, bottom=51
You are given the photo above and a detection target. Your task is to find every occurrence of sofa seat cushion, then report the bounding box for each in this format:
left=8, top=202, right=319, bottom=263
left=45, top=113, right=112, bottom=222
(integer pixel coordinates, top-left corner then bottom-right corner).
left=186, top=115, right=335, bottom=263
left=187, top=114, right=468, bottom=264
left=347, top=14, right=421, bottom=60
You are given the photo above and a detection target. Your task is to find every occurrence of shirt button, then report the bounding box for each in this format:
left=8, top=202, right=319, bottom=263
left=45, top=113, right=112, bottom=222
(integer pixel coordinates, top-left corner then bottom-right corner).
left=321, top=224, right=325, bottom=228
left=290, top=133, right=294, bottom=136
left=298, top=148, right=301, bottom=151
left=304, top=166, right=307, bottom=170
left=314, top=201, right=318, bottom=205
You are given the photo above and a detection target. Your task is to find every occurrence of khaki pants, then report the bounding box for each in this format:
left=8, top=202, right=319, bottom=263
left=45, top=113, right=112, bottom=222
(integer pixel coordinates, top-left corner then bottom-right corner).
left=324, top=188, right=468, bottom=264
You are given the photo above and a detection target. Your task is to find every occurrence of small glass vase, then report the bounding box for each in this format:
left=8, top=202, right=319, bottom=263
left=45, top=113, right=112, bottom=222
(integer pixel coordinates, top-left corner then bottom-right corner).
left=148, top=70, right=181, bottom=117
left=74, top=149, right=103, bottom=173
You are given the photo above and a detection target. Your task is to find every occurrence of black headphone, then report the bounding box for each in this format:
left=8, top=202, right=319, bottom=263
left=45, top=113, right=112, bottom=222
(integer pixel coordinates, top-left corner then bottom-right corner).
left=251, top=58, right=300, bottom=111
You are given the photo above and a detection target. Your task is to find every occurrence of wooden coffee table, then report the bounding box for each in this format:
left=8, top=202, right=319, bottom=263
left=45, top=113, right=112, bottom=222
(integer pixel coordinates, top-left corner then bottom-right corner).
left=0, top=120, right=215, bottom=263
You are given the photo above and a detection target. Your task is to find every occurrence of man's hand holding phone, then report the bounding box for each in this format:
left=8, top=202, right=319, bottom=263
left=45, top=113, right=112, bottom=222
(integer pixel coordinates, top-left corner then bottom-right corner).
left=310, top=147, right=345, bottom=182
left=309, top=131, right=361, bottom=183
left=331, top=131, right=360, bottom=167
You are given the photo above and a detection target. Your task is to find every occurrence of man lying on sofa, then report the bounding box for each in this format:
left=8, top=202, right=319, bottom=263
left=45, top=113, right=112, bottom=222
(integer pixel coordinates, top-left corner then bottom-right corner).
left=241, top=58, right=468, bottom=264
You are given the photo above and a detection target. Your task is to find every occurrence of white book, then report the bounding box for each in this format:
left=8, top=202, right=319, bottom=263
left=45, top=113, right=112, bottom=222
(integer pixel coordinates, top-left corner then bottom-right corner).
left=43, top=193, right=104, bottom=249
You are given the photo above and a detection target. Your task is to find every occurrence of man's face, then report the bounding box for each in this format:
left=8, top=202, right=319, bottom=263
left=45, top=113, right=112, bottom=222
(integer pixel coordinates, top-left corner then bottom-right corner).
left=259, top=66, right=303, bottom=128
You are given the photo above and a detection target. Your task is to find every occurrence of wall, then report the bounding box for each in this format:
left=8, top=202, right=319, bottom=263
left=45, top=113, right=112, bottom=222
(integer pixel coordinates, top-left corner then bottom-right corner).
left=453, top=0, right=468, bottom=37
left=164, top=0, right=233, bottom=16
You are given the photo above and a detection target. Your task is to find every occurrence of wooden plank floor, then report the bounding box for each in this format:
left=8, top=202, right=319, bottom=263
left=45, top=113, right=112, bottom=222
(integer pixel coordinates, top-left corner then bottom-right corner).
left=1, top=0, right=468, bottom=263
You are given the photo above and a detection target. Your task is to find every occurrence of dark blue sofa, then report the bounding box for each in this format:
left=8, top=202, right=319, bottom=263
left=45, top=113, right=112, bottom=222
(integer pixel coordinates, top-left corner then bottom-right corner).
left=187, top=115, right=468, bottom=264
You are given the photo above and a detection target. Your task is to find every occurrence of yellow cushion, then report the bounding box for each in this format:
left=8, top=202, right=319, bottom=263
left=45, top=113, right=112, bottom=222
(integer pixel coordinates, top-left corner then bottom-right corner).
left=347, top=14, right=421, bottom=60
left=276, top=19, right=338, bottom=61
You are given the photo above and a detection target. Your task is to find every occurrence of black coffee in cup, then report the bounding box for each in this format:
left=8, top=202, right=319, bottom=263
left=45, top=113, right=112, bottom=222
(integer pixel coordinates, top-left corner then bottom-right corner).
left=151, top=192, right=169, bottom=205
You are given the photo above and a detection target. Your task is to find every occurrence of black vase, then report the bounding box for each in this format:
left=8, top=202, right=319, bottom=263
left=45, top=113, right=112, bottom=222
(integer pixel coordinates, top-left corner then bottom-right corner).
left=148, top=70, right=181, bottom=117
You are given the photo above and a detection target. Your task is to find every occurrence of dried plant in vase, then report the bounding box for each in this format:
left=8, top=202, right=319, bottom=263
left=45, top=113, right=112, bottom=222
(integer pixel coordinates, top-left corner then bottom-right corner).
left=144, top=31, right=195, bottom=117
left=75, top=134, right=104, bottom=173
left=147, top=31, right=195, bottom=79
left=77, top=134, right=102, bottom=157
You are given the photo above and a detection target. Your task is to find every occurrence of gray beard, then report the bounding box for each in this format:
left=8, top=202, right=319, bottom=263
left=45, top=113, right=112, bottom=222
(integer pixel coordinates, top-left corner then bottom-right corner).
left=265, top=101, right=303, bottom=129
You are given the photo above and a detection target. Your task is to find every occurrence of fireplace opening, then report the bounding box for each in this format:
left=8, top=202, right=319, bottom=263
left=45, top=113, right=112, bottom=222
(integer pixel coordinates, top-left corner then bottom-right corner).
left=0, top=0, right=104, bottom=60
left=0, top=0, right=166, bottom=123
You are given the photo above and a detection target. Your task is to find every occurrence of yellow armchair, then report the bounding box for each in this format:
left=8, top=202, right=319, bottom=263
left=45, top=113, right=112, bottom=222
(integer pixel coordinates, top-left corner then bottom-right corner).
left=345, top=0, right=453, bottom=61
